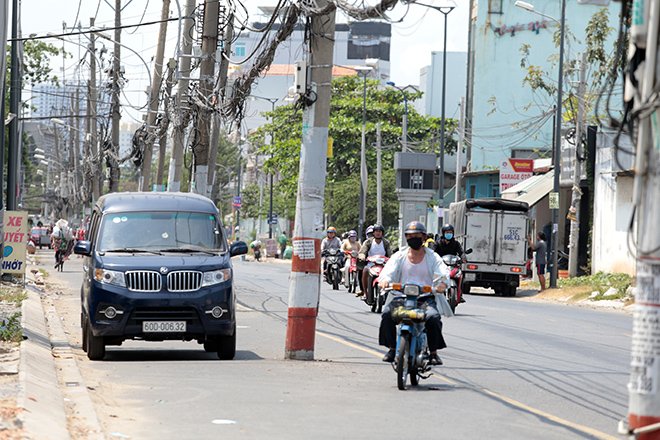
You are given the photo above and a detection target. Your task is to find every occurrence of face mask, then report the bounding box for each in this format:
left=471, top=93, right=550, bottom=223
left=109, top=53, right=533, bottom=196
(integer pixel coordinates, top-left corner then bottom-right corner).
left=444, top=233, right=453, bottom=240
left=406, top=237, right=424, bottom=250
left=349, top=236, right=356, bottom=242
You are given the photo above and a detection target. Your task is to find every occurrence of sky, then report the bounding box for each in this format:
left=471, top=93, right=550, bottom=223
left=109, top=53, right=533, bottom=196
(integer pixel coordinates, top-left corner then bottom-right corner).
left=16, top=0, right=470, bottom=123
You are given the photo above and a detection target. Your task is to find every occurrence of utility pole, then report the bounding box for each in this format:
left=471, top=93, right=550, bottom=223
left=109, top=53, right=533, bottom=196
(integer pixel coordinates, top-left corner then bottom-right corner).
left=568, top=53, right=586, bottom=278
left=156, top=61, right=176, bottom=187
left=285, top=2, right=336, bottom=360
left=376, top=122, right=382, bottom=225
left=192, top=0, right=219, bottom=197
left=72, top=89, right=81, bottom=207
left=140, top=0, right=170, bottom=191
left=167, top=0, right=195, bottom=192
left=207, top=11, right=234, bottom=195
left=88, top=17, right=100, bottom=202
left=7, top=0, right=21, bottom=210
left=626, top=1, right=660, bottom=436
left=455, top=97, right=464, bottom=203
left=109, top=0, right=122, bottom=193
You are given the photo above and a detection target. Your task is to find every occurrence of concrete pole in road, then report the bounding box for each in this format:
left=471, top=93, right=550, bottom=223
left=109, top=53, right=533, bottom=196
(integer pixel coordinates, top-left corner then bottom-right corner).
left=568, top=53, right=586, bottom=278
left=627, top=1, right=660, bottom=436
left=285, top=2, right=336, bottom=360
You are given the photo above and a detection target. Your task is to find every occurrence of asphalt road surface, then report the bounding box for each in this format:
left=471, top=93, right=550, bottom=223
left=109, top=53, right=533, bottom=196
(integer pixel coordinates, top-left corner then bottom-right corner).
left=38, top=249, right=631, bottom=440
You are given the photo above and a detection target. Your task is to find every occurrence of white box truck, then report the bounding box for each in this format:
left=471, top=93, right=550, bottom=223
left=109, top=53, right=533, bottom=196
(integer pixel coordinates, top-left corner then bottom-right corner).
left=448, top=198, right=530, bottom=297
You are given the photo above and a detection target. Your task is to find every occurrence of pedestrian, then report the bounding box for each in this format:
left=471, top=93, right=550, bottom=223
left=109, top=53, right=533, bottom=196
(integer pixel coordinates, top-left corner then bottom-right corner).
left=526, top=232, right=547, bottom=291
left=278, top=231, right=288, bottom=258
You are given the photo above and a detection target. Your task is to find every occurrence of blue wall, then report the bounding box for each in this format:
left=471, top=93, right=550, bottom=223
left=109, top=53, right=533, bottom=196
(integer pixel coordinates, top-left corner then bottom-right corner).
left=468, top=0, right=619, bottom=171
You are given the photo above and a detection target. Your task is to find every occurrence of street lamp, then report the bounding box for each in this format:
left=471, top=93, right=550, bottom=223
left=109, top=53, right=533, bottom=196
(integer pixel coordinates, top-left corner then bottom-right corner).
left=516, top=0, right=566, bottom=288
left=386, top=81, right=409, bottom=152
left=248, top=95, right=278, bottom=239
left=412, top=0, right=456, bottom=215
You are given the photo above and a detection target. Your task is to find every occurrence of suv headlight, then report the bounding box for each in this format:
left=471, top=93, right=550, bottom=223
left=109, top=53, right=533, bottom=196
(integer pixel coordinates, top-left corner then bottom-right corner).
left=202, top=268, right=232, bottom=286
left=94, top=268, right=126, bottom=287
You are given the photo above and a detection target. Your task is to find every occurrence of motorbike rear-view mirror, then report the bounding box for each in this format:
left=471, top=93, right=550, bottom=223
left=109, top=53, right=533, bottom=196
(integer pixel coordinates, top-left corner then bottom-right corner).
left=465, top=248, right=473, bottom=254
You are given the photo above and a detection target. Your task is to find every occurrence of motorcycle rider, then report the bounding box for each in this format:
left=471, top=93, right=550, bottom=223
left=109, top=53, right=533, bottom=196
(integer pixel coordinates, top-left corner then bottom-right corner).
left=357, top=223, right=393, bottom=300
left=321, top=226, right=342, bottom=281
left=435, top=223, right=467, bottom=302
left=378, top=221, right=450, bottom=365
left=341, top=230, right=362, bottom=290
left=435, top=224, right=465, bottom=258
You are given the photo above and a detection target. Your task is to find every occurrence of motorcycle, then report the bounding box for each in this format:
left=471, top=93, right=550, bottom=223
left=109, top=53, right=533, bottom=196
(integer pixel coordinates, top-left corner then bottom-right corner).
left=366, top=255, right=389, bottom=313
left=386, top=282, right=435, bottom=390
left=344, top=250, right=359, bottom=293
left=253, top=244, right=262, bottom=262
left=323, top=248, right=343, bottom=290
left=441, top=248, right=472, bottom=313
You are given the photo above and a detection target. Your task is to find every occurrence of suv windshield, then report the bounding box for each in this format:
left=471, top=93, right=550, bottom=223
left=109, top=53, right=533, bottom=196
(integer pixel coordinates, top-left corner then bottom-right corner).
left=97, top=211, right=227, bottom=252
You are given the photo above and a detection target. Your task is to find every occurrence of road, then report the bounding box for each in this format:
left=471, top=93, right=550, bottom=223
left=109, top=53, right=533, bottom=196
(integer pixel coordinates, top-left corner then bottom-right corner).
left=35, top=248, right=631, bottom=440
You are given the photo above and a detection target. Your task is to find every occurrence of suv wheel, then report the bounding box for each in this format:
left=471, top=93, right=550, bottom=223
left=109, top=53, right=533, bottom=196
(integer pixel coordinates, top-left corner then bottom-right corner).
left=86, top=318, right=106, bottom=360
left=216, top=327, right=236, bottom=360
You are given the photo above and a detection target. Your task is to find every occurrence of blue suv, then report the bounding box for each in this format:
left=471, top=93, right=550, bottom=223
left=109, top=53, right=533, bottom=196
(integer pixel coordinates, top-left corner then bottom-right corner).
left=74, top=192, right=247, bottom=360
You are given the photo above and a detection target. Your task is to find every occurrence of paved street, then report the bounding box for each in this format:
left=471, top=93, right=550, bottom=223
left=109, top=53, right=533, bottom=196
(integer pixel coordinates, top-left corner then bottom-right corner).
left=33, top=248, right=631, bottom=439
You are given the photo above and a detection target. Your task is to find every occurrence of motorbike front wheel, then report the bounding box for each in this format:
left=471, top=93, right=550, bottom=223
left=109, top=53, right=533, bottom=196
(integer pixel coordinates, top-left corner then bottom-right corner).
left=447, top=287, right=457, bottom=313
left=396, top=333, right=411, bottom=390
left=332, top=269, right=340, bottom=290
left=371, top=285, right=380, bottom=313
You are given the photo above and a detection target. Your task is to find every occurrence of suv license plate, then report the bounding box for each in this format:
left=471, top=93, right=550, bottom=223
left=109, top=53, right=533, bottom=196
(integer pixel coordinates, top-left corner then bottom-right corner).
left=464, top=273, right=476, bottom=281
left=143, top=321, right=187, bottom=333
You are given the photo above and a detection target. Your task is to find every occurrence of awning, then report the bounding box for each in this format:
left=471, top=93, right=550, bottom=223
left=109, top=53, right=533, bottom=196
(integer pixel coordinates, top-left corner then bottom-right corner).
left=500, top=170, right=554, bottom=207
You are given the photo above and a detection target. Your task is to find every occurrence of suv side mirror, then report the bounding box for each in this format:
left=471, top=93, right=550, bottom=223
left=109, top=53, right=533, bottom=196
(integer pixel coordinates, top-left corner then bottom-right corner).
left=230, top=241, right=248, bottom=257
left=74, top=240, right=92, bottom=256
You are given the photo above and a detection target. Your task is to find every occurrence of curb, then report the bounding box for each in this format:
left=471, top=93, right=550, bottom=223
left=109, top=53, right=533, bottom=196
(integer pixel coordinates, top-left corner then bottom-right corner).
left=18, top=280, right=105, bottom=440
left=18, top=287, right=69, bottom=440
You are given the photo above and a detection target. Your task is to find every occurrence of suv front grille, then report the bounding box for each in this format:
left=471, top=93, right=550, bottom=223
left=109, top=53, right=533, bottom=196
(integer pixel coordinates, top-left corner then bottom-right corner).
left=167, top=271, right=203, bottom=292
left=125, top=271, right=162, bottom=292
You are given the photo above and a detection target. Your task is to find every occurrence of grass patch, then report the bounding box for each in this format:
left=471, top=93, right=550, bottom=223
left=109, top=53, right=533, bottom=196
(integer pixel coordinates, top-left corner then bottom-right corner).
left=38, top=268, right=47, bottom=277
left=0, top=285, right=27, bottom=343
left=556, top=271, right=633, bottom=301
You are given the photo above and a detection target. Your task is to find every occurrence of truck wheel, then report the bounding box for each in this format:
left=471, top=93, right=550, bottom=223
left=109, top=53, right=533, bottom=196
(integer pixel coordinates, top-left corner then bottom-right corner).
left=86, top=319, right=106, bottom=360
left=505, top=286, right=517, bottom=297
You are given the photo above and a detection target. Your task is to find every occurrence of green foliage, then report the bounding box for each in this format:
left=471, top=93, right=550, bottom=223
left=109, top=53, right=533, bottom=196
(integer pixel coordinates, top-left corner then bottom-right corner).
left=518, top=8, right=616, bottom=125
left=251, top=75, right=456, bottom=195
left=0, top=312, right=23, bottom=343
left=557, top=271, right=633, bottom=297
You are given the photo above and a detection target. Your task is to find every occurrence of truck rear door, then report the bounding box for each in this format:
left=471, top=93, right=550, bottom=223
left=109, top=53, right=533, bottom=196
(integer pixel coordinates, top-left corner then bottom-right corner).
left=464, top=210, right=494, bottom=263
left=495, top=212, right=528, bottom=266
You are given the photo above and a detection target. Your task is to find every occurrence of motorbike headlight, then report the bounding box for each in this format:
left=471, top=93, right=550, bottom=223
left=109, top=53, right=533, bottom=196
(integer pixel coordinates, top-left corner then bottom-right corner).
left=202, top=268, right=232, bottom=286
left=94, top=268, right=126, bottom=287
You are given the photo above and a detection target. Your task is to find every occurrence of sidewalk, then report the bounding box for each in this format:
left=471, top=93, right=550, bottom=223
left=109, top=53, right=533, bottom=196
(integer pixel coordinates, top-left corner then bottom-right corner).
left=3, top=256, right=105, bottom=440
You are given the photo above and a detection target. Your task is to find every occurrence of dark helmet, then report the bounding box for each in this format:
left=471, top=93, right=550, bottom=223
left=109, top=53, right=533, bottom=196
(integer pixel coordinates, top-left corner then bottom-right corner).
left=442, top=223, right=455, bottom=233
left=372, top=223, right=385, bottom=232
left=404, top=221, right=427, bottom=234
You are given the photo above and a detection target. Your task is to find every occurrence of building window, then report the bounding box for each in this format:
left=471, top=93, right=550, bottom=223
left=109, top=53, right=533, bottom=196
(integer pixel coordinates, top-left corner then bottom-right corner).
left=489, top=0, right=503, bottom=14
left=235, top=43, right=246, bottom=57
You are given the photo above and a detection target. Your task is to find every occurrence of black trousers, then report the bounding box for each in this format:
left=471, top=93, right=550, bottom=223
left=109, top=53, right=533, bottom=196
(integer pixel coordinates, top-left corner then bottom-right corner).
left=379, top=298, right=446, bottom=352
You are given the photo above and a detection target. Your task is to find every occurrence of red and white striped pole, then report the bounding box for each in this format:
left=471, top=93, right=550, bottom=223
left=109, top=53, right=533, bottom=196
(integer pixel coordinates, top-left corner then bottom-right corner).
left=284, top=2, right=336, bottom=360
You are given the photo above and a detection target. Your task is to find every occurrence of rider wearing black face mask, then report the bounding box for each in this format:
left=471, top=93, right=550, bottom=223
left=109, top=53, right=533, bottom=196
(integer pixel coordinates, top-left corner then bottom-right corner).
left=377, top=221, right=451, bottom=366
left=435, top=223, right=465, bottom=259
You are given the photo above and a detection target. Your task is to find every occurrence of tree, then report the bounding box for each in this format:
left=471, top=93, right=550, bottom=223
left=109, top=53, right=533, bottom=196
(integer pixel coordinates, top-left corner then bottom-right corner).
left=519, top=8, right=617, bottom=125
left=251, top=75, right=457, bottom=194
